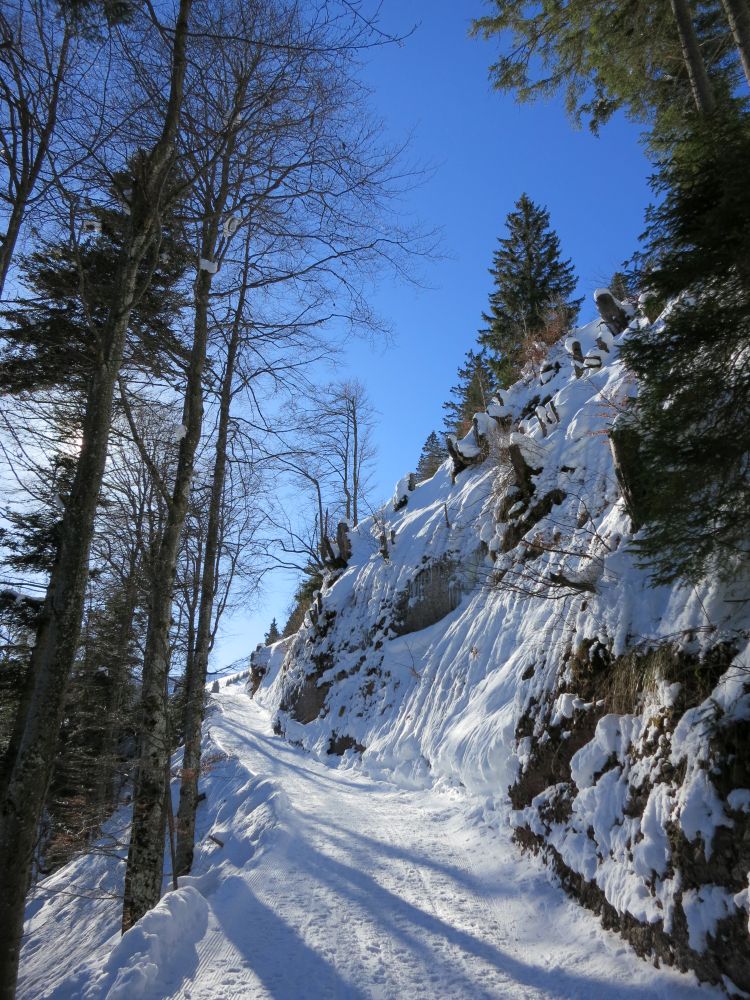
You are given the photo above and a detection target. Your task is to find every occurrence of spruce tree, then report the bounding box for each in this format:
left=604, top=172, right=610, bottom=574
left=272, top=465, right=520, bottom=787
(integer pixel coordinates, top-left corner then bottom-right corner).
left=619, top=106, right=750, bottom=583
left=0, top=201, right=189, bottom=395
left=416, top=431, right=444, bottom=481
left=264, top=618, right=281, bottom=645
left=282, top=564, right=324, bottom=638
left=471, top=1, right=739, bottom=135
left=442, top=350, right=497, bottom=436
left=478, top=194, right=581, bottom=387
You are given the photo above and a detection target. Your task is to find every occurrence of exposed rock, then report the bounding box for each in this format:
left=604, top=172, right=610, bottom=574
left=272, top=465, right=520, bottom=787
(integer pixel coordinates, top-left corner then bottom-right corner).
left=507, top=441, right=539, bottom=501
left=286, top=674, right=331, bottom=724
left=392, top=558, right=465, bottom=636
left=512, top=641, right=749, bottom=994
left=446, top=434, right=471, bottom=480
left=327, top=732, right=366, bottom=756
left=336, top=521, right=352, bottom=563
left=594, top=287, right=628, bottom=334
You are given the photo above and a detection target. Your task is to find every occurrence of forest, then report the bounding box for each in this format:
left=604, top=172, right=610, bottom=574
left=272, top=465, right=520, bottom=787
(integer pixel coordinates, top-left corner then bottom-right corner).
left=0, top=0, right=749, bottom=998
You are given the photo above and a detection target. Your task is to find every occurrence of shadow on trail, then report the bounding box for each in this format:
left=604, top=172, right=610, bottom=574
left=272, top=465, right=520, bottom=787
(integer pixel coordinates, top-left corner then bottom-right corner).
left=264, top=836, right=684, bottom=1000
left=212, top=875, right=369, bottom=1000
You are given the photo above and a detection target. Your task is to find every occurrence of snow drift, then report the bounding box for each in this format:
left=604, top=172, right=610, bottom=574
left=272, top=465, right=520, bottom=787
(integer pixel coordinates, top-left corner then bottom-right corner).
left=252, top=295, right=750, bottom=993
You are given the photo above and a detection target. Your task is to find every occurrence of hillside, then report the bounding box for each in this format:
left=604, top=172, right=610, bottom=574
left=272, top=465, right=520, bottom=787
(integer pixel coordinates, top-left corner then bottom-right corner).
left=17, top=293, right=750, bottom=998
left=251, top=294, right=750, bottom=994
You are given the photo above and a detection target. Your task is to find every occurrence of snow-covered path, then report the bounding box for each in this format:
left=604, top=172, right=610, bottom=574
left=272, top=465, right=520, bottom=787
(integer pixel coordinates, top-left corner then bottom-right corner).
left=168, top=688, right=714, bottom=1000
left=21, top=685, right=719, bottom=999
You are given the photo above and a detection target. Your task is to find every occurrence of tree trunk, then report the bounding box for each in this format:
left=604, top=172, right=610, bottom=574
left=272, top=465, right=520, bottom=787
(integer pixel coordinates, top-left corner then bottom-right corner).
left=121, top=253, right=215, bottom=932
left=670, top=0, right=717, bottom=114
left=175, top=276, right=246, bottom=877
left=94, top=572, right=140, bottom=818
left=0, top=199, right=29, bottom=304
left=351, top=402, right=359, bottom=527
left=720, top=0, right=750, bottom=85
left=0, top=2, right=193, bottom=993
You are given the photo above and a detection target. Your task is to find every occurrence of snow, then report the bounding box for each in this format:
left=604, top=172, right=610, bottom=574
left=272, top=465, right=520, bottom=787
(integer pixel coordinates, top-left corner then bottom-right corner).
left=86, top=887, right=209, bottom=999
left=222, top=216, right=241, bottom=239
left=682, top=885, right=736, bottom=952
left=20, top=689, right=720, bottom=999
left=676, top=770, right=733, bottom=859
left=18, top=301, right=750, bottom=996
left=247, top=300, right=750, bottom=975
left=728, top=790, right=750, bottom=813
left=198, top=258, right=219, bottom=274
left=570, top=715, right=642, bottom=789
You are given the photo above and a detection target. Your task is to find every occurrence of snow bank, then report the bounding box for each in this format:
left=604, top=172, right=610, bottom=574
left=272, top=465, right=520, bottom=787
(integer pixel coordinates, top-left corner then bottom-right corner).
left=86, top=887, right=209, bottom=1000
left=253, top=295, right=750, bottom=991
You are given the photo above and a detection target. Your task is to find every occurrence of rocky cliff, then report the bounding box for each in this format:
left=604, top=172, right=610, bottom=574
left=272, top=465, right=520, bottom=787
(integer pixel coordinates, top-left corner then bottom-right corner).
left=250, top=295, right=750, bottom=994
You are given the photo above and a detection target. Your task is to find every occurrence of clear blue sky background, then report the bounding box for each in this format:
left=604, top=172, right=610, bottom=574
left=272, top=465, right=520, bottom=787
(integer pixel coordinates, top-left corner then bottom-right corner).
left=213, top=1, right=654, bottom=668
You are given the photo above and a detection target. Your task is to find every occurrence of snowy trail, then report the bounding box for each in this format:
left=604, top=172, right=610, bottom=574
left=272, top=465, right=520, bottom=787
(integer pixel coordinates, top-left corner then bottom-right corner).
left=20, top=683, right=720, bottom=1000
left=162, top=687, right=714, bottom=1000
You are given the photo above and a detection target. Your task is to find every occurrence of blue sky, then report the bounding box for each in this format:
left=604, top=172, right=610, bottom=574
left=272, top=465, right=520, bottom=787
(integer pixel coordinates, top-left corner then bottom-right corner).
left=213, top=1, right=655, bottom=668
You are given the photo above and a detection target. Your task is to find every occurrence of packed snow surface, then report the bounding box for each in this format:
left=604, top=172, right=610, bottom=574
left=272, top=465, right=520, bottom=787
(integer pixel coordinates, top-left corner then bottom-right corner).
left=21, top=685, right=719, bottom=999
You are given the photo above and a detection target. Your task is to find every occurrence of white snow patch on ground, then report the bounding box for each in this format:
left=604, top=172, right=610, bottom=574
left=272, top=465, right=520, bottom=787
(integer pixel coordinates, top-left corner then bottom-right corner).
left=19, top=688, right=719, bottom=999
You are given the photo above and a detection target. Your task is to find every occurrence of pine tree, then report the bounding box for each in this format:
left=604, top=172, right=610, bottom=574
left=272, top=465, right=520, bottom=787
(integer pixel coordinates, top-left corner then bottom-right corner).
left=415, top=431, right=444, bottom=481
left=0, top=199, right=189, bottom=395
left=478, top=194, right=581, bottom=387
left=282, top=564, right=324, bottom=638
left=442, top=350, right=497, bottom=436
left=619, top=106, right=750, bottom=583
left=264, top=618, right=281, bottom=645
left=608, top=270, right=638, bottom=303
left=471, top=1, right=739, bottom=135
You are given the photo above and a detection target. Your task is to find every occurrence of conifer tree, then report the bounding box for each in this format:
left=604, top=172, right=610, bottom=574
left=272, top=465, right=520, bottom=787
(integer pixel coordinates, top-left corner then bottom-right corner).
left=0, top=203, right=189, bottom=395
left=478, top=195, right=581, bottom=387
left=471, top=0, right=738, bottom=134
left=264, top=618, right=281, bottom=645
left=282, top=563, right=324, bottom=638
left=415, top=431, right=444, bottom=481
left=442, top=350, right=497, bottom=436
left=619, top=106, right=750, bottom=583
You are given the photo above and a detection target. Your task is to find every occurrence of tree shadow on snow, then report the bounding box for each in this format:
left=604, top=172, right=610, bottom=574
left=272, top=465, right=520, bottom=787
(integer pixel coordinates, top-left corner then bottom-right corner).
left=212, top=875, right=370, bottom=1000
left=276, top=845, right=688, bottom=1000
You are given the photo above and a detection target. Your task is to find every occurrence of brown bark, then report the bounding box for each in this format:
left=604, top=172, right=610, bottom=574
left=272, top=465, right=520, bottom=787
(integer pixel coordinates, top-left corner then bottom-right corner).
left=121, top=108, right=242, bottom=925
left=670, top=0, right=717, bottom=114
left=174, top=261, right=247, bottom=877
left=0, top=1, right=193, bottom=994
left=720, top=0, right=750, bottom=85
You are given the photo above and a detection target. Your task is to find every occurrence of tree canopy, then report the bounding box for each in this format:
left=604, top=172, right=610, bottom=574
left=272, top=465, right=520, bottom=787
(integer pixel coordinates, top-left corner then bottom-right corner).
left=478, top=194, right=580, bottom=387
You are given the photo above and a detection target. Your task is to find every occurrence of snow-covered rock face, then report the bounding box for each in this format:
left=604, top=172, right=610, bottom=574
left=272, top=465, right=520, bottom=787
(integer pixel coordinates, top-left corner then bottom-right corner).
left=252, top=299, right=750, bottom=993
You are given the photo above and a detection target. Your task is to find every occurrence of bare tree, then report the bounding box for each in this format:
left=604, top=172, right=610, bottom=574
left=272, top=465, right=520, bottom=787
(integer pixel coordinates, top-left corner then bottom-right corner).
left=0, top=0, right=72, bottom=298
left=123, top=0, right=419, bottom=925
left=312, top=379, right=377, bottom=528
left=0, top=0, right=194, bottom=989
